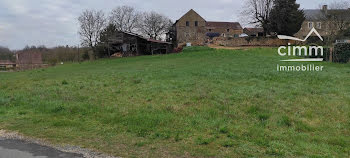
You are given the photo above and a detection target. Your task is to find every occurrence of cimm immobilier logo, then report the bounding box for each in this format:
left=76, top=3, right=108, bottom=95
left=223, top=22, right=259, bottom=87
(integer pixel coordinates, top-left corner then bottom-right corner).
left=276, top=27, right=324, bottom=72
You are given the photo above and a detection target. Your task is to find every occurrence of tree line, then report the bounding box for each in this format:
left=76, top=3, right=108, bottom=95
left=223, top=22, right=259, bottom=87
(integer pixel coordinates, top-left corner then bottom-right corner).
left=12, top=45, right=90, bottom=65
left=0, top=46, right=15, bottom=61
left=78, top=6, right=173, bottom=58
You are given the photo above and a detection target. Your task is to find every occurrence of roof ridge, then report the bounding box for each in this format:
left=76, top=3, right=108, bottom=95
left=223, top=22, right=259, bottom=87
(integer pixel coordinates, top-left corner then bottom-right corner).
left=206, top=21, right=239, bottom=23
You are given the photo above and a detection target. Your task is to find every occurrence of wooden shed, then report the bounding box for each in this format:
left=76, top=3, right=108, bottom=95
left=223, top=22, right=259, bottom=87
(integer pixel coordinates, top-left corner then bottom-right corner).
left=108, top=31, right=173, bottom=57
left=0, top=60, right=16, bottom=70
left=16, top=51, right=43, bottom=70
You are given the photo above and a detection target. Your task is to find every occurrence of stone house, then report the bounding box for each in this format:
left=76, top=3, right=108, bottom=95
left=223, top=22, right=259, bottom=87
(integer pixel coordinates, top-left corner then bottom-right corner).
left=171, top=9, right=243, bottom=46
left=243, top=28, right=264, bottom=37
left=295, top=5, right=350, bottom=39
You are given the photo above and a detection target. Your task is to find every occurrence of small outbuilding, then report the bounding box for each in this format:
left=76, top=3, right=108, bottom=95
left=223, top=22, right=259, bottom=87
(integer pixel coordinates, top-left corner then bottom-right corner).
left=243, top=28, right=264, bottom=37
left=0, top=60, right=16, bottom=70
left=108, top=31, right=173, bottom=57
left=16, top=51, right=43, bottom=70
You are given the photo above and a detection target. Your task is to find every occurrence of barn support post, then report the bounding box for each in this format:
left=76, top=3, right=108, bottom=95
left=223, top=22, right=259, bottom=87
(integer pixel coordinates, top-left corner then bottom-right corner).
left=136, top=38, right=139, bottom=55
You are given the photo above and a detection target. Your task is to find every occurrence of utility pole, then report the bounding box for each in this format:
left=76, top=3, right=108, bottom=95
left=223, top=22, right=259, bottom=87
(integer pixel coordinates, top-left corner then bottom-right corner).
left=78, top=44, right=81, bottom=64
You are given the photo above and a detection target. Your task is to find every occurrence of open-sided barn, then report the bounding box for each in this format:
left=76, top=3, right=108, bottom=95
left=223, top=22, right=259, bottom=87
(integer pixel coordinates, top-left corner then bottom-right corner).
left=108, top=31, right=173, bottom=57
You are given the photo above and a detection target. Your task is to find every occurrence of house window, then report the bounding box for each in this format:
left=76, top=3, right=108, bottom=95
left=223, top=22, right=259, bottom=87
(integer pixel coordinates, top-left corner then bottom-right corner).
left=186, top=21, right=189, bottom=26
left=317, top=22, right=322, bottom=29
left=234, top=34, right=238, bottom=38
left=227, top=29, right=230, bottom=32
left=195, top=21, right=198, bottom=27
left=308, top=22, right=313, bottom=28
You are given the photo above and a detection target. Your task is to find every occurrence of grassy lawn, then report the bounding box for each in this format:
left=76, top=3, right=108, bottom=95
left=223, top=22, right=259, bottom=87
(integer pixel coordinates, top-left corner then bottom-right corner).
left=0, top=47, right=349, bottom=157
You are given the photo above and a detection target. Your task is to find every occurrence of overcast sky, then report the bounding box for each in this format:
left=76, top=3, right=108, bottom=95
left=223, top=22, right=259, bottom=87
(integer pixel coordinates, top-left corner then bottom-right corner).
left=0, top=0, right=336, bottom=50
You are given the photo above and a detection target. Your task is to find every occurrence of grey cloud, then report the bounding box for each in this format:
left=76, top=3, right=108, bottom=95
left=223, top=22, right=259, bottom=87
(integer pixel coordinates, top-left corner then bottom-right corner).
left=0, top=0, right=335, bottom=50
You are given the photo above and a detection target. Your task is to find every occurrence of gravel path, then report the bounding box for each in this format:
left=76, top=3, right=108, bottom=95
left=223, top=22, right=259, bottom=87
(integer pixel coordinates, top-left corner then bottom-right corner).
left=0, top=138, right=83, bottom=158
left=0, top=130, right=118, bottom=158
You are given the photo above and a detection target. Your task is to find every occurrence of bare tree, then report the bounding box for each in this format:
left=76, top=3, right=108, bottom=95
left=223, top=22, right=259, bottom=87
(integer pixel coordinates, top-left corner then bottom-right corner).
left=241, top=0, right=274, bottom=35
left=78, top=10, right=106, bottom=50
left=320, top=1, right=350, bottom=44
left=139, top=11, right=173, bottom=40
left=109, top=6, right=141, bottom=33
left=328, top=1, right=350, bottom=31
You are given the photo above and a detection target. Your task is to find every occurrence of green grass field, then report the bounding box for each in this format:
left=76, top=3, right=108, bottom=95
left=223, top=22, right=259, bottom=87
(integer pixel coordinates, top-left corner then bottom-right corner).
left=0, top=47, right=349, bottom=157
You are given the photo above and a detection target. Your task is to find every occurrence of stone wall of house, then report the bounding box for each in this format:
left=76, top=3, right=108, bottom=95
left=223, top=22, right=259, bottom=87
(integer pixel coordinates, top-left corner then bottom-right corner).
left=176, top=10, right=207, bottom=46
left=213, top=37, right=299, bottom=47
left=207, top=28, right=243, bottom=37
left=294, top=21, right=329, bottom=38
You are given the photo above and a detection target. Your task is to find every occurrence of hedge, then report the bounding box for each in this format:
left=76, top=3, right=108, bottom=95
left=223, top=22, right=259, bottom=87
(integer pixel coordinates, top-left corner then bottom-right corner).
left=334, top=43, right=350, bottom=63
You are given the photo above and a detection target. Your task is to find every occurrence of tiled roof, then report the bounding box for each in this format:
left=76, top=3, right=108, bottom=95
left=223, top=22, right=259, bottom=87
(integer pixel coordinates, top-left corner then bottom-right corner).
left=304, top=10, right=327, bottom=21
left=304, top=9, right=350, bottom=21
left=244, top=28, right=264, bottom=34
left=206, top=21, right=242, bottom=30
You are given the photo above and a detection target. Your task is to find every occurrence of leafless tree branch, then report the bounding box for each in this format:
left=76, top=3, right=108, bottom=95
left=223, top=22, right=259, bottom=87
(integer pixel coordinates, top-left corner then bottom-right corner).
left=78, top=10, right=106, bottom=49
left=240, top=0, right=274, bottom=35
left=139, top=11, right=173, bottom=40
left=109, top=6, right=141, bottom=33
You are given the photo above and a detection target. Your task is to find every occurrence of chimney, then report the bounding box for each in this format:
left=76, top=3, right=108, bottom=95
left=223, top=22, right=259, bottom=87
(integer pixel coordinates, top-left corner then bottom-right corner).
left=322, top=5, right=328, bottom=13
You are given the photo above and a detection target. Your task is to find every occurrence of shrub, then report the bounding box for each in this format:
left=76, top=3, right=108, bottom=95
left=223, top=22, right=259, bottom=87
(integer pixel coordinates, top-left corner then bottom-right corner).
left=48, top=58, right=58, bottom=66
left=333, top=43, right=350, bottom=63
left=219, top=126, right=229, bottom=134
left=61, top=80, right=68, bottom=85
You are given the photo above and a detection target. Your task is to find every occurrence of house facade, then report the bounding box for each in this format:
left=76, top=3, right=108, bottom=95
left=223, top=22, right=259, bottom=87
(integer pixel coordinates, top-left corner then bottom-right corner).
left=172, top=9, right=243, bottom=46
left=206, top=22, right=243, bottom=38
left=295, top=5, right=350, bottom=38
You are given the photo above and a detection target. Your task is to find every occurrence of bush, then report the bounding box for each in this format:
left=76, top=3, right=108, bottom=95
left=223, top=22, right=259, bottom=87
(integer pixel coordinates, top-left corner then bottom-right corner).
left=61, top=80, right=68, bottom=85
left=333, top=43, right=350, bottom=63
left=48, top=58, right=58, bottom=66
